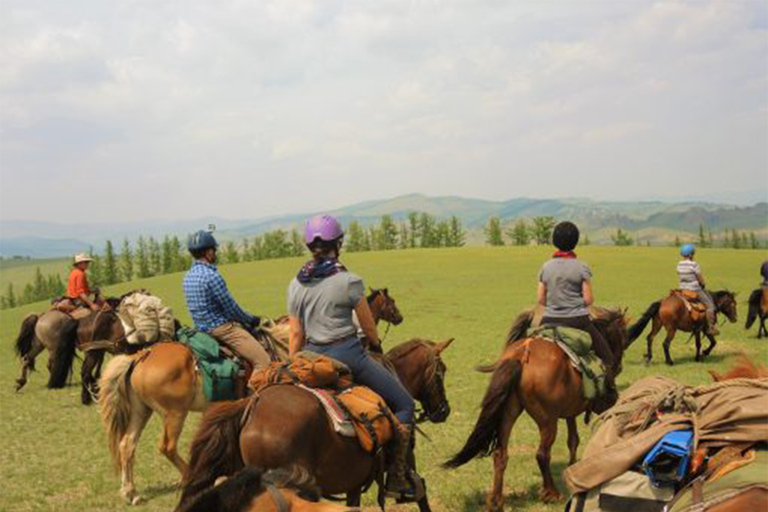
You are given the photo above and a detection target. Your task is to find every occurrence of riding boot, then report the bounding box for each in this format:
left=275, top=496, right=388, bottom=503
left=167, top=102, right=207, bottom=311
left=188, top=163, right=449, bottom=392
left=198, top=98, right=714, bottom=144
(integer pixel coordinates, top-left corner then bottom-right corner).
left=602, top=365, right=619, bottom=406
left=386, top=423, right=420, bottom=501
left=706, top=313, right=719, bottom=336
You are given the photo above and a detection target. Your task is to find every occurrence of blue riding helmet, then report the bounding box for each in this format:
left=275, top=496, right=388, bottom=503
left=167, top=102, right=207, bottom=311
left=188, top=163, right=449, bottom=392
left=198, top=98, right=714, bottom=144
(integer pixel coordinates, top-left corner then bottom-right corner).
left=680, top=244, right=696, bottom=257
left=188, top=230, right=218, bottom=252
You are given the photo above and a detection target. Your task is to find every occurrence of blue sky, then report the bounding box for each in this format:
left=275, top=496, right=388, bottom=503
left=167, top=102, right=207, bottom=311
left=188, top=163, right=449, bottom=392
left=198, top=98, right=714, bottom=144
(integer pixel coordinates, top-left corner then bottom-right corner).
left=1, top=0, right=766, bottom=222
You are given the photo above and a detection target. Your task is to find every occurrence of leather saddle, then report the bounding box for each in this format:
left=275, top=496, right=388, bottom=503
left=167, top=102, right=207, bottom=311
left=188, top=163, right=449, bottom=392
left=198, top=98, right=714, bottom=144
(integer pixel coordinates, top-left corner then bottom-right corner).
left=671, top=290, right=707, bottom=321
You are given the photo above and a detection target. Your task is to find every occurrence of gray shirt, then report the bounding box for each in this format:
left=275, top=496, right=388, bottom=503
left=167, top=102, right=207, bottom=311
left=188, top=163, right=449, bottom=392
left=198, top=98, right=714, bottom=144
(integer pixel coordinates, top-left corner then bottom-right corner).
left=677, top=260, right=702, bottom=291
left=287, top=272, right=366, bottom=345
left=539, top=258, right=592, bottom=318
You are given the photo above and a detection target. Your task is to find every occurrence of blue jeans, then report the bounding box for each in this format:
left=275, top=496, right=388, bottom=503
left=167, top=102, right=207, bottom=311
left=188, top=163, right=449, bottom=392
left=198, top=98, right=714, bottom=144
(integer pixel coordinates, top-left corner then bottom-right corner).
left=306, top=337, right=415, bottom=424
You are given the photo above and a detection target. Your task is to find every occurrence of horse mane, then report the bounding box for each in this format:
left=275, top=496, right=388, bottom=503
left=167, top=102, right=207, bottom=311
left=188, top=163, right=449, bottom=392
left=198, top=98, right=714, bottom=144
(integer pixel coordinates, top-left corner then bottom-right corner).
left=387, top=338, right=433, bottom=361
left=709, top=354, right=768, bottom=382
left=711, top=289, right=735, bottom=301
left=367, top=288, right=383, bottom=303
left=591, top=307, right=629, bottom=330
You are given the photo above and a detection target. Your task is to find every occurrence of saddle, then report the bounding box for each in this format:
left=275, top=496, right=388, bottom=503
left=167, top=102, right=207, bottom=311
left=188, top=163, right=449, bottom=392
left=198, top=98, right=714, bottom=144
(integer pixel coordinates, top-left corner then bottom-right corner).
left=249, top=352, right=397, bottom=453
left=671, top=290, right=707, bottom=322
left=50, top=298, right=92, bottom=320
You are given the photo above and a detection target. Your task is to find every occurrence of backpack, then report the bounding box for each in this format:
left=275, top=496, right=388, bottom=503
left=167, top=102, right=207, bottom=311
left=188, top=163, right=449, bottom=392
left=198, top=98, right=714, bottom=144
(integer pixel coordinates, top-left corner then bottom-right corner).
left=336, top=385, right=397, bottom=453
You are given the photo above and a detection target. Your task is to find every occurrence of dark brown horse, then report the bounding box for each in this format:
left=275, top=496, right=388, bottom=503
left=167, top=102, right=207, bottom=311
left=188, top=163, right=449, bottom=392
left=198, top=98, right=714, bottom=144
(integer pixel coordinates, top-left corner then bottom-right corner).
left=178, top=466, right=360, bottom=512
left=177, top=338, right=455, bottom=512
left=444, top=309, right=628, bottom=511
left=745, top=288, right=768, bottom=338
left=14, top=301, right=126, bottom=404
left=626, top=290, right=738, bottom=365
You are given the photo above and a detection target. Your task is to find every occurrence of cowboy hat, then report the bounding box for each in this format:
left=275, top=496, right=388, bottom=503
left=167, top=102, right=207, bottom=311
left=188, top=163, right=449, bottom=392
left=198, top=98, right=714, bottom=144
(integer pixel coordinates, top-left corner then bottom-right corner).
left=73, top=253, right=94, bottom=265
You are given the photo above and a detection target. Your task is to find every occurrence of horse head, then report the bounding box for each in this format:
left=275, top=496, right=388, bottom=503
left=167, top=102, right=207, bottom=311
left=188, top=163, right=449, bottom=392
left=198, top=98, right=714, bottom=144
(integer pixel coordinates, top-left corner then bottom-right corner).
left=713, top=290, right=738, bottom=323
left=367, top=287, right=403, bottom=325
left=593, top=307, right=630, bottom=373
left=387, top=338, right=454, bottom=424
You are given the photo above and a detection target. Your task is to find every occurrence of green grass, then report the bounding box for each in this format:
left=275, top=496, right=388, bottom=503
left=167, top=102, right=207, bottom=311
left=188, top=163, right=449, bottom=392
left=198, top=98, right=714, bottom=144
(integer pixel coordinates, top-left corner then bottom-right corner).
left=0, top=257, right=71, bottom=292
left=1, top=246, right=766, bottom=512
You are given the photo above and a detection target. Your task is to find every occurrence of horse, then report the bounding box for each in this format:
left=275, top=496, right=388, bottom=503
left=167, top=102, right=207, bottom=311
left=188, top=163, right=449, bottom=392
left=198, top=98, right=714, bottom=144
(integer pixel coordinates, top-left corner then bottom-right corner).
left=176, top=338, right=455, bottom=512
left=745, top=288, right=768, bottom=338
left=626, top=290, right=738, bottom=366
left=178, top=466, right=360, bottom=512
left=444, top=308, right=629, bottom=511
left=14, top=300, right=126, bottom=404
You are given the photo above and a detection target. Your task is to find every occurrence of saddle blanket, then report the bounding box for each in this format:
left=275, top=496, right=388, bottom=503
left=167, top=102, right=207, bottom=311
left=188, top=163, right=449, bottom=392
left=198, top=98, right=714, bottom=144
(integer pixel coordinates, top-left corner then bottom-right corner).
left=299, top=385, right=356, bottom=437
left=528, top=325, right=606, bottom=399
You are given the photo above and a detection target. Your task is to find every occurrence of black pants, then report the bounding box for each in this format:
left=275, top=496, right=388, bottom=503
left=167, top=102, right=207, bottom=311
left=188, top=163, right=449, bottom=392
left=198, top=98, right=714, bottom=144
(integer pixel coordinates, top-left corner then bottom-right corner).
left=541, top=315, right=616, bottom=372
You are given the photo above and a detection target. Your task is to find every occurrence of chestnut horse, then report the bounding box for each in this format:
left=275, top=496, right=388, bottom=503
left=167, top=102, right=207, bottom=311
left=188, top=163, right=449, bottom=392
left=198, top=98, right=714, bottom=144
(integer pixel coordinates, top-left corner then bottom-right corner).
left=626, top=290, right=738, bottom=365
left=177, top=338, right=455, bottom=512
left=444, top=309, right=628, bottom=511
left=745, top=288, right=768, bottom=338
left=14, top=301, right=125, bottom=404
left=178, top=466, right=359, bottom=512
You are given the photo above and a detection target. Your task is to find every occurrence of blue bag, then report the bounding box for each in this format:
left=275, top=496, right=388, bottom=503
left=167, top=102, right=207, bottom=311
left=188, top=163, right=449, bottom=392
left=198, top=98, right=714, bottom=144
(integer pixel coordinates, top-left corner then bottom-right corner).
left=642, top=430, right=694, bottom=487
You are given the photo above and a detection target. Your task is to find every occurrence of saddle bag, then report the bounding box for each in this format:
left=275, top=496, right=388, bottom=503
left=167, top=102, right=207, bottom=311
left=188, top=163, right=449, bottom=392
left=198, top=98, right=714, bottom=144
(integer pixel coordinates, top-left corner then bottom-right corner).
left=564, top=469, right=674, bottom=512
left=336, top=385, right=398, bottom=453
left=248, top=351, right=353, bottom=393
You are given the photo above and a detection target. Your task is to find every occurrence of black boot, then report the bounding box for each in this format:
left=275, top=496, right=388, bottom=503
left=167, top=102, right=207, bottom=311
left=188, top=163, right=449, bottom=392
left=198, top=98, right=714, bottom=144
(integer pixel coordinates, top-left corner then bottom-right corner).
left=706, top=313, right=719, bottom=337
left=386, top=423, right=420, bottom=501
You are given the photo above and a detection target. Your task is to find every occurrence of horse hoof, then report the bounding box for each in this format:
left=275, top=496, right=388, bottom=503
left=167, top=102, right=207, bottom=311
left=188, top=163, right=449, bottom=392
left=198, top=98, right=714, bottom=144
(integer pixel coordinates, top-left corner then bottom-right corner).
left=540, top=488, right=563, bottom=503
left=666, top=360, right=674, bottom=366
left=130, top=496, right=142, bottom=506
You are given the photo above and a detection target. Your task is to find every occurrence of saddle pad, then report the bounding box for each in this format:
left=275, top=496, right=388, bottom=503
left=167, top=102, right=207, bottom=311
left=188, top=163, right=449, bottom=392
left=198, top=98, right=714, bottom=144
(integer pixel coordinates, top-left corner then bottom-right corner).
left=299, top=385, right=356, bottom=438
left=528, top=325, right=605, bottom=399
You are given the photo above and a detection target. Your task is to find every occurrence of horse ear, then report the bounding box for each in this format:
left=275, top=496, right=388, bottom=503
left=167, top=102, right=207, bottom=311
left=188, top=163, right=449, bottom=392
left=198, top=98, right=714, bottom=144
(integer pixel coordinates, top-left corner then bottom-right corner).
left=435, top=338, right=455, bottom=354
left=383, top=288, right=389, bottom=295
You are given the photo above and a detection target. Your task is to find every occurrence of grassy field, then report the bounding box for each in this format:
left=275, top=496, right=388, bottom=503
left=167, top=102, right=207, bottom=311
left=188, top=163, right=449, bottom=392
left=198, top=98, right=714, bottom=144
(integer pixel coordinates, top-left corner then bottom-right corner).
left=0, top=246, right=766, bottom=512
left=0, top=257, right=70, bottom=292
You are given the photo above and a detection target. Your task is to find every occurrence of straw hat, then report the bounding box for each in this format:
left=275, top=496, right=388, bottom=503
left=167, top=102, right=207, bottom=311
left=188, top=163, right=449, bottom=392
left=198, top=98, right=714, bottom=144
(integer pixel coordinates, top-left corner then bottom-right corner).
left=73, top=253, right=94, bottom=265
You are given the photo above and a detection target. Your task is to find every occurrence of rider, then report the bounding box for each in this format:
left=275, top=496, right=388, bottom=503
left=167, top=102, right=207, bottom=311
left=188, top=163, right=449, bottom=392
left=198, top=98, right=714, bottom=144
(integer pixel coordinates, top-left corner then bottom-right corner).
left=286, top=215, right=418, bottom=500
left=677, top=244, right=718, bottom=336
left=182, top=230, right=270, bottom=370
left=537, top=221, right=618, bottom=395
left=67, top=253, right=101, bottom=311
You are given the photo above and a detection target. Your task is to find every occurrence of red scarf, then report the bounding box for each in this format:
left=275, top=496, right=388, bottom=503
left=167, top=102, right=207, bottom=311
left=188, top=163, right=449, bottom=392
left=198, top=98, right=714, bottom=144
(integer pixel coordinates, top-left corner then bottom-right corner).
left=553, top=251, right=577, bottom=259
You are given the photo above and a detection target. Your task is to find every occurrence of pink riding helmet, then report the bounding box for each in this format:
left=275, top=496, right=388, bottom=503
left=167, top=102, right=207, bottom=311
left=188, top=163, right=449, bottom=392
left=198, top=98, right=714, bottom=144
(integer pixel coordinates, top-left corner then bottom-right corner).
left=305, top=215, right=344, bottom=244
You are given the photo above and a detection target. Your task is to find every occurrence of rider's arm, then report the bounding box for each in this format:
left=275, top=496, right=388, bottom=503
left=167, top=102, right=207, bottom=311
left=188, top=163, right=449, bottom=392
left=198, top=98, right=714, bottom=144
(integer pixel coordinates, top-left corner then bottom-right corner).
left=288, top=315, right=305, bottom=357
left=355, top=298, right=381, bottom=349
left=78, top=292, right=98, bottom=310
left=537, top=282, right=547, bottom=307
left=582, top=280, right=594, bottom=307
left=697, top=271, right=706, bottom=288
left=209, top=274, right=257, bottom=326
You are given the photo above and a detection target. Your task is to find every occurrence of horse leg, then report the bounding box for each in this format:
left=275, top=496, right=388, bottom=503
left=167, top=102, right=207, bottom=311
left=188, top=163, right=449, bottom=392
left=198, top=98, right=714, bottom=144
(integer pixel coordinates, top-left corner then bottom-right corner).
left=566, top=417, right=579, bottom=465
left=535, top=418, right=561, bottom=502
left=759, top=316, right=766, bottom=339
left=645, top=318, right=661, bottom=365
left=158, top=409, right=190, bottom=479
left=694, top=331, right=702, bottom=362
left=346, top=490, right=361, bottom=507
left=119, top=399, right=152, bottom=505
left=15, top=339, right=44, bottom=391
left=487, top=394, right=523, bottom=512
left=81, top=350, right=105, bottom=405
left=663, top=328, right=676, bottom=366
left=703, top=332, right=717, bottom=357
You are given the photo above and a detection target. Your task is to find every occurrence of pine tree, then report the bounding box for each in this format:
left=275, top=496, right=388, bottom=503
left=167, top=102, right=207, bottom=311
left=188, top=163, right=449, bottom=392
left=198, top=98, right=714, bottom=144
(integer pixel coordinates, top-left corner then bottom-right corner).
left=6, top=283, right=16, bottom=308
left=104, top=240, right=118, bottom=284
left=674, top=236, right=681, bottom=247
left=750, top=232, right=759, bottom=249
left=161, top=236, right=173, bottom=274
left=0, top=295, right=7, bottom=309
left=408, top=212, right=419, bottom=248
left=531, top=216, right=556, bottom=245
left=435, top=221, right=450, bottom=247
left=33, top=267, right=46, bottom=299
left=250, top=236, right=264, bottom=260
left=346, top=221, right=364, bottom=252
left=698, top=224, right=708, bottom=248
left=89, top=251, right=104, bottom=288
left=611, top=228, right=634, bottom=246
left=22, top=283, right=35, bottom=304
left=398, top=223, right=409, bottom=250
left=448, top=216, right=466, bottom=247
left=290, top=229, right=305, bottom=257
left=485, top=217, right=505, bottom=246
left=119, top=239, right=134, bottom=282
left=707, top=228, right=714, bottom=248
left=379, top=215, right=398, bottom=250
left=583, top=233, right=591, bottom=246
left=419, top=213, right=436, bottom=247
left=732, top=229, right=741, bottom=249
left=507, top=219, right=531, bottom=246
left=222, top=241, right=240, bottom=264
left=170, top=236, right=184, bottom=271
left=136, top=237, right=150, bottom=278
left=148, top=237, right=162, bottom=275
left=361, top=228, right=372, bottom=252
left=48, top=274, right=65, bottom=296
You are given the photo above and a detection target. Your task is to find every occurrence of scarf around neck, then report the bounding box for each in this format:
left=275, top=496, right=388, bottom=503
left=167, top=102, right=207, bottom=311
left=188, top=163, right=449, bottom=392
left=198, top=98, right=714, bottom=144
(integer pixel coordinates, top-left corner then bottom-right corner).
left=297, top=258, right=347, bottom=283
left=553, top=250, right=577, bottom=259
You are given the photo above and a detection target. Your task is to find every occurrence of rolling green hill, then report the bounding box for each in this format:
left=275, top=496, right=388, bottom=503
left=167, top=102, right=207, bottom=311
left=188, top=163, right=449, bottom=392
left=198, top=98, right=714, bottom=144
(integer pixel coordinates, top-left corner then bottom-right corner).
left=1, top=246, right=766, bottom=512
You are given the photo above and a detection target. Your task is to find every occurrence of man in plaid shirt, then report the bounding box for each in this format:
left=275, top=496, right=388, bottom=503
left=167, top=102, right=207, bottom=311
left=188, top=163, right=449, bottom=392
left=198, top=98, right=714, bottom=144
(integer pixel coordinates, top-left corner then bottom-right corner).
left=182, top=230, right=270, bottom=369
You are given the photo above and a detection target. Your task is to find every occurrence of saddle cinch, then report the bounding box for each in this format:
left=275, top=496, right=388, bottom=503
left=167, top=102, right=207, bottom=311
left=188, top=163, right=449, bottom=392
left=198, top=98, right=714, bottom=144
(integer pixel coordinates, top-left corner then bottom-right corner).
left=249, top=352, right=398, bottom=453
left=671, top=290, right=707, bottom=322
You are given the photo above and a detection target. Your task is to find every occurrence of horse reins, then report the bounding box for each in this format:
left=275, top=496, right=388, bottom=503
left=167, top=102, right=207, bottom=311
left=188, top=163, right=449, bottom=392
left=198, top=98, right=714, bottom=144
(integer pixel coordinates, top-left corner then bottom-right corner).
left=266, top=485, right=290, bottom=512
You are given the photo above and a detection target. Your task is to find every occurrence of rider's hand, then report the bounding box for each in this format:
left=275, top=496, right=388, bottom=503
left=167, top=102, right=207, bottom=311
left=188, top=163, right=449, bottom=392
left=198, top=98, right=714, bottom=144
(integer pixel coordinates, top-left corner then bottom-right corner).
left=90, top=304, right=100, bottom=311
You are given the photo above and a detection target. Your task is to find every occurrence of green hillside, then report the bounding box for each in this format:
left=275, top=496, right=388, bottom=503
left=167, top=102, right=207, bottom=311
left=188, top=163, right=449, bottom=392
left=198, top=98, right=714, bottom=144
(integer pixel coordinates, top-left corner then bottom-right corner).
left=0, top=246, right=766, bottom=512
left=0, top=257, right=70, bottom=291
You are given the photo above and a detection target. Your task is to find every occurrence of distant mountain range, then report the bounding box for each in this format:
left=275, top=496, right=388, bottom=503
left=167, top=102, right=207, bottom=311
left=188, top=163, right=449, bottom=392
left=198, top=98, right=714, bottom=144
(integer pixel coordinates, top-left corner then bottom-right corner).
left=2, top=194, right=766, bottom=257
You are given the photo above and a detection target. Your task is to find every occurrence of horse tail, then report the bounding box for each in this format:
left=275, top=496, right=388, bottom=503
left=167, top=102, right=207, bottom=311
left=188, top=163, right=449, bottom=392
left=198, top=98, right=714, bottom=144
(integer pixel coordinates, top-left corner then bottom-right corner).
left=47, top=318, right=78, bottom=389
left=178, top=398, right=250, bottom=509
left=745, top=289, right=762, bottom=329
left=505, top=309, right=534, bottom=347
left=626, top=301, right=661, bottom=345
left=98, top=354, right=138, bottom=470
left=15, top=313, right=39, bottom=359
left=443, top=357, right=521, bottom=468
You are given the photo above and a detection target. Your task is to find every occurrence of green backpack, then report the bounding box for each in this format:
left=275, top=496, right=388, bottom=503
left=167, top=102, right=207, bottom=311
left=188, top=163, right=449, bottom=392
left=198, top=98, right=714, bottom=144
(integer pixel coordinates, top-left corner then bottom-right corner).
left=176, top=327, right=241, bottom=402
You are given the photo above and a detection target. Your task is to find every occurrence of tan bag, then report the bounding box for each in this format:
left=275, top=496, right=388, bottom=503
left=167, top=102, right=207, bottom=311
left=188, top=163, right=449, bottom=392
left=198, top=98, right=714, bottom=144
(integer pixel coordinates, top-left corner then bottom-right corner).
left=336, top=385, right=397, bottom=453
left=248, top=352, right=353, bottom=392
left=565, top=470, right=674, bottom=512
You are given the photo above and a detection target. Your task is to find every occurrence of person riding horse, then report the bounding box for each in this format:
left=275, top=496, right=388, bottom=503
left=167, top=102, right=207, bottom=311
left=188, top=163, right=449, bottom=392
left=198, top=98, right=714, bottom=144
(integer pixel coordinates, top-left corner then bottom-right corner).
left=537, top=221, right=618, bottom=399
left=67, top=253, right=102, bottom=311
left=677, top=244, right=718, bottom=336
left=286, top=215, right=419, bottom=501
left=182, top=230, right=270, bottom=370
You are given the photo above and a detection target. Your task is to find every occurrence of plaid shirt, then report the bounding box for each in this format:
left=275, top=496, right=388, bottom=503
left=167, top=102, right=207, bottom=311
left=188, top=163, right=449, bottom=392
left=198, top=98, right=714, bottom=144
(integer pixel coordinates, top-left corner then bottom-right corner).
left=182, top=261, right=257, bottom=332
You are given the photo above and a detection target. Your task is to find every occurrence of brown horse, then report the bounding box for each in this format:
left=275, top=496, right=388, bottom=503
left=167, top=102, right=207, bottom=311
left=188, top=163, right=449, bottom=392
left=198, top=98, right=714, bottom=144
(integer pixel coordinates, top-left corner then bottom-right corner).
left=745, top=288, right=768, bottom=338
left=177, top=338, right=455, bottom=512
left=626, top=290, right=738, bottom=365
left=178, top=466, right=359, bottom=512
left=444, top=309, right=628, bottom=511
left=14, top=302, right=126, bottom=404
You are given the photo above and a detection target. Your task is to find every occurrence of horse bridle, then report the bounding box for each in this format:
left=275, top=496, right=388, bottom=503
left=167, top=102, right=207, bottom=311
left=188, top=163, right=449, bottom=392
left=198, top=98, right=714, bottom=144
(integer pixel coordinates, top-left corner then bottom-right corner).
left=414, top=349, right=449, bottom=424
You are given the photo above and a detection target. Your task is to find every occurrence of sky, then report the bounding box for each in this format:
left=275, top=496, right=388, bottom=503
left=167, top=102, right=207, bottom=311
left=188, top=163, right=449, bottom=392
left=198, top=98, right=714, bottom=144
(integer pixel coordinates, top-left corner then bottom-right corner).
left=1, top=0, right=766, bottom=223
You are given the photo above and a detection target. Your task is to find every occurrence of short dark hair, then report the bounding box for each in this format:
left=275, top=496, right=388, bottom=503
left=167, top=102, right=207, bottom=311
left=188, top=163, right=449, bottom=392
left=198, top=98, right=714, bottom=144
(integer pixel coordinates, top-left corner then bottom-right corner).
left=552, top=221, right=580, bottom=251
left=189, top=247, right=211, bottom=260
